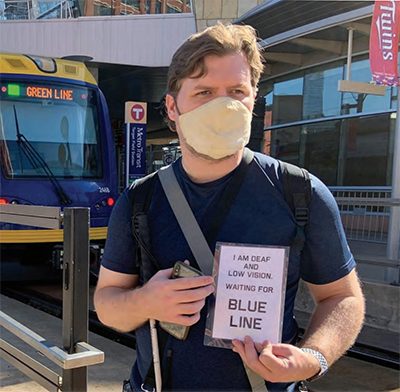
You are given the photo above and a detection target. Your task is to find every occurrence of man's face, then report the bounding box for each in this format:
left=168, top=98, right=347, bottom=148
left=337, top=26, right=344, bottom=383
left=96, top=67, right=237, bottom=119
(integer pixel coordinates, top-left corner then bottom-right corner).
left=166, top=52, right=257, bottom=140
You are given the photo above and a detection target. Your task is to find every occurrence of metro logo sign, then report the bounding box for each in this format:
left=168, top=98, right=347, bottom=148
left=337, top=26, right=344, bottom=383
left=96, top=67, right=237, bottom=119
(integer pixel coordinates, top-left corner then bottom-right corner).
left=125, top=101, right=147, bottom=124
left=131, top=104, right=145, bottom=122
left=370, top=0, right=400, bottom=86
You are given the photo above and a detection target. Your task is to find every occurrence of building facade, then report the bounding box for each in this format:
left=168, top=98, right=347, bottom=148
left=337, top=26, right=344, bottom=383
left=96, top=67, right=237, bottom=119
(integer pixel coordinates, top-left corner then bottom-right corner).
left=260, top=55, right=397, bottom=188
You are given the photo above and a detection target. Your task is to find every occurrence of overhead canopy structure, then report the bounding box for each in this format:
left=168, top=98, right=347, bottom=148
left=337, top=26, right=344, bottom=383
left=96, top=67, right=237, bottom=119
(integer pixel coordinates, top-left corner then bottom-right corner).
left=236, top=0, right=374, bottom=79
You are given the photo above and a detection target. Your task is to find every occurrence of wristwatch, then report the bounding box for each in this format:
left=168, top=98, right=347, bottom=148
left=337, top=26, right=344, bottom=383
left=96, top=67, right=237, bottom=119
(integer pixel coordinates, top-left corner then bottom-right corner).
left=300, top=348, right=329, bottom=382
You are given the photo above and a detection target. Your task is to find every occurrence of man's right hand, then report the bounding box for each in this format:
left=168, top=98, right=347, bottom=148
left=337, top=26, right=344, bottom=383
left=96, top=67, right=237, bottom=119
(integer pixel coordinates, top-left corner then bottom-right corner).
left=141, top=267, right=215, bottom=326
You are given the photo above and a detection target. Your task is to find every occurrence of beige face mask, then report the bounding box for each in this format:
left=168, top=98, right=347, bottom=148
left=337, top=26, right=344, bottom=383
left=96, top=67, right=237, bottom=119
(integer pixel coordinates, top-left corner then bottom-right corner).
left=177, top=96, right=252, bottom=159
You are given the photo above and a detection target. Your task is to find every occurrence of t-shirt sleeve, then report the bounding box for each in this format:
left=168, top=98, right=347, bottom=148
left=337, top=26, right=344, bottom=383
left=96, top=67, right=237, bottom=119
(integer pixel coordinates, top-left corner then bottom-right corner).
left=101, top=189, right=139, bottom=274
left=301, top=175, right=356, bottom=284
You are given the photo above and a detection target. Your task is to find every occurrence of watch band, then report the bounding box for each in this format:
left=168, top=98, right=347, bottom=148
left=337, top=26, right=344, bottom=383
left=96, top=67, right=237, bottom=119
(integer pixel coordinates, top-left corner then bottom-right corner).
left=300, top=348, right=329, bottom=382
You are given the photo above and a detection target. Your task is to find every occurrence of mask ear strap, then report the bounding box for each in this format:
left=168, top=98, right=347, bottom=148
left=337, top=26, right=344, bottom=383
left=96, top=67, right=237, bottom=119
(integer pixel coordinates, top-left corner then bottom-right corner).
left=173, top=97, right=182, bottom=116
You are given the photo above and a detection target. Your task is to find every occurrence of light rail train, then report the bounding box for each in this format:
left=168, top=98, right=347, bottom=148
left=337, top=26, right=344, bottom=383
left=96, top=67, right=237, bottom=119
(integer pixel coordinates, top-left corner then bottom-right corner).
left=0, top=53, right=118, bottom=280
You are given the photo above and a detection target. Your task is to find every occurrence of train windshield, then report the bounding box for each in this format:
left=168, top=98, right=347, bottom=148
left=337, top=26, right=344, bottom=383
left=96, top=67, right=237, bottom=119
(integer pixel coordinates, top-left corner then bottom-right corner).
left=0, top=80, right=102, bottom=179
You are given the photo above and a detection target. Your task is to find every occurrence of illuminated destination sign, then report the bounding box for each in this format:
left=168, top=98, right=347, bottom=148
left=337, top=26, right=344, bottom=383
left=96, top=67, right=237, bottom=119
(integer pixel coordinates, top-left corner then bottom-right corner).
left=0, top=82, right=88, bottom=103
left=26, top=86, right=73, bottom=100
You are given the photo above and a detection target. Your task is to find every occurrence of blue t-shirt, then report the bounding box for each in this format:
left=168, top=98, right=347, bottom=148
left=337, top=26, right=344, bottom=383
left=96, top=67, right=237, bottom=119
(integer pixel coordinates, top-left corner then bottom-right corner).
left=102, top=152, right=355, bottom=391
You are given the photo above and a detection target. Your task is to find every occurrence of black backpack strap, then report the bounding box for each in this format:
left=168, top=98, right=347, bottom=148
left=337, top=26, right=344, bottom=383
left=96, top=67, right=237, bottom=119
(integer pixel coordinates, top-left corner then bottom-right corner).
left=142, top=328, right=173, bottom=392
left=279, top=161, right=312, bottom=257
left=131, top=172, right=160, bottom=283
left=130, top=172, right=173, bottom=390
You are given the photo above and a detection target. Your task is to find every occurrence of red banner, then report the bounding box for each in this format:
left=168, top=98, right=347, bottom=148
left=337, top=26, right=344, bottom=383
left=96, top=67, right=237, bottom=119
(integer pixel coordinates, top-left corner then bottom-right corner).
left=370, top=0, right=400, bottom=86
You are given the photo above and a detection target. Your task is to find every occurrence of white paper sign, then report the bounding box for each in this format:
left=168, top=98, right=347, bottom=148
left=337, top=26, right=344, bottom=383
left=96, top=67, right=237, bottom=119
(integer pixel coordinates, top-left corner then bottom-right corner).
left=204, top=242, right=288, bottom=348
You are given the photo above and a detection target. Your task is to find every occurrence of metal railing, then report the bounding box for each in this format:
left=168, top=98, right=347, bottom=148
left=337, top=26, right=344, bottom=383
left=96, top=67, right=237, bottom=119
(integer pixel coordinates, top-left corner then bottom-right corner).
left=331, top=187, right=392, bottom=243
left=329, top=188, right=400, bottom=284
left=0, top=204, right=104, bottom=392
left=0, top=0, right=193, bottom=20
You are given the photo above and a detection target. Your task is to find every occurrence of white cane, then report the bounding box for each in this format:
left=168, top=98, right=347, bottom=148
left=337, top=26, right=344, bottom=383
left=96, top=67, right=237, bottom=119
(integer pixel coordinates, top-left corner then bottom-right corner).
left=149, top=319, right=162, bottom=392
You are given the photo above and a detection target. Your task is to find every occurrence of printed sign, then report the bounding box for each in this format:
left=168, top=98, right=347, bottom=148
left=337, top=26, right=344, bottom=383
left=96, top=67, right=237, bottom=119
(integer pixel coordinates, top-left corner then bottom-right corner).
left=204, top=242, right=288, bottom=349
left=125, top=102, right=147, bottom=185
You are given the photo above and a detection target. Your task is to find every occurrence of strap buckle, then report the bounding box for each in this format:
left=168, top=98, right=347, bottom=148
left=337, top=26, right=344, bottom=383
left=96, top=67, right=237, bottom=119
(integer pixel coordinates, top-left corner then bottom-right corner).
left=295, top=207, right=309, bottom=225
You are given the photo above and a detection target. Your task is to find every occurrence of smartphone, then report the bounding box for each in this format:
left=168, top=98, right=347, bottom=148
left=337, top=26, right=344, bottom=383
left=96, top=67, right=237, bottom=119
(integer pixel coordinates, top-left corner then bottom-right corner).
left=159, top=261, right=203, bottom=340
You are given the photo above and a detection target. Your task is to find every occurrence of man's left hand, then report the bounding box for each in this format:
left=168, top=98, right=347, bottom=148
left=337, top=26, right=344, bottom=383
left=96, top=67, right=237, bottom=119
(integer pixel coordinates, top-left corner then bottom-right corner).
left=232, top=336, right=320, bottom=383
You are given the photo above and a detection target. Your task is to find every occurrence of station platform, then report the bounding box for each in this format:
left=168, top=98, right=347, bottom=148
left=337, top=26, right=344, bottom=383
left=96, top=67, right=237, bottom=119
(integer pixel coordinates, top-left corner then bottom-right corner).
left=310, top=355, right=399, bottom=391
left=1, top=294, right=136, bottom=391
left=1, top=294, right=399, bottom=391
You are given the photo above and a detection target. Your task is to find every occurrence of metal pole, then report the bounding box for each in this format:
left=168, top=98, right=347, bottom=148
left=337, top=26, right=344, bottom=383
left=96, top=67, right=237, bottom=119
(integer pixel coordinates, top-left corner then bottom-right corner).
left=125, top=122, right=130, bottom=188
left=346, top=28, right=353, bottom=80
left=62, top=208, right=90, bottom=392
left=387, top=88, right=400, bottom=261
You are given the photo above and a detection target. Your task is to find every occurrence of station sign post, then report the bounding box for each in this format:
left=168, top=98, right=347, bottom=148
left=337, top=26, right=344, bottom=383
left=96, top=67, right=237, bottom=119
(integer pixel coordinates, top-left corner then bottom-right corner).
left=125, top=101, right=147, bottom=187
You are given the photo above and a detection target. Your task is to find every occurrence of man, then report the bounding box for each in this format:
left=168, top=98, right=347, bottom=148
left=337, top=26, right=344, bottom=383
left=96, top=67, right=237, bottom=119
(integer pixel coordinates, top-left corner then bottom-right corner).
left=94, top=24, right=365, bottom=391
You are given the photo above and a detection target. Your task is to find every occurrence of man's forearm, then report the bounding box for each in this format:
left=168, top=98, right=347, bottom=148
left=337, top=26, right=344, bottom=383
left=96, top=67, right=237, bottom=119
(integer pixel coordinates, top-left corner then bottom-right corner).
left=300, top=293, right=365, bottom=364
left=94, top=286, right=148, bottom=333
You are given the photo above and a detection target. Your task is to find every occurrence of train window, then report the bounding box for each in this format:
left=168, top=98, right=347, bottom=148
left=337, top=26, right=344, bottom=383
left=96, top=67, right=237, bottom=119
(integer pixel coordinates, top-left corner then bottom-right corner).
left=0, top=81, right=103, bottom=179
